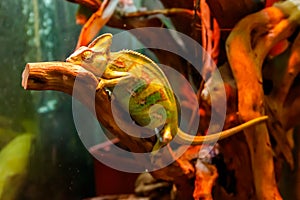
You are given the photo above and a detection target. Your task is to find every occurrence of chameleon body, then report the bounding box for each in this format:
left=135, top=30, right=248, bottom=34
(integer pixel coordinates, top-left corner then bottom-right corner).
left=66, top=33, right=268, bottom=151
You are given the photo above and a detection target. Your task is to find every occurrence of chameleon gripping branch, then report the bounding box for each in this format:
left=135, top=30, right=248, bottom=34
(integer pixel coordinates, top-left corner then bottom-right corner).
left=65, top=33, right=270, bottom=151
left=20, top=60, right=218, bottom=199
left=22, top=60, right=270, bottom=151
left=21, top=56, right=268, bottom=200
left=22, top=61, right=155, bottom=154
left=21, top=62, right=268, bottom=150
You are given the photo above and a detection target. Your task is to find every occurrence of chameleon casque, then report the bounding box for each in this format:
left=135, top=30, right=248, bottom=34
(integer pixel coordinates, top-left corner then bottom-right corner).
left=66, top=33, right=268, bottom=152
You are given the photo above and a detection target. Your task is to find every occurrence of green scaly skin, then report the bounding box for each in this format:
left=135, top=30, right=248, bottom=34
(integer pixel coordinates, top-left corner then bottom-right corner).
left=66, top=33, right=269, bottom=152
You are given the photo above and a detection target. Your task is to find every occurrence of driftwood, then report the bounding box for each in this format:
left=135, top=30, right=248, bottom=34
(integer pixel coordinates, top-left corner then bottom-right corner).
left=22, top=62, right=163, bottom=152
left=226, top=2, right=300, bottom=200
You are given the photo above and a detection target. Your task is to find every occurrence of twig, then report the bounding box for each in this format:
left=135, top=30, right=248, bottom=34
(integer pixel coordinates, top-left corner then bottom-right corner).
left=66, top=0, right=100, bottom=11
left=123, top=8, right=195, bottom=18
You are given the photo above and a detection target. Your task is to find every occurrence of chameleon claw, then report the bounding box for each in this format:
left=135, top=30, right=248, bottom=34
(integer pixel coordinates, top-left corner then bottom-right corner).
left=96, top=81, right=104, bottom=91
left=162, top=130, right=173, bottom=143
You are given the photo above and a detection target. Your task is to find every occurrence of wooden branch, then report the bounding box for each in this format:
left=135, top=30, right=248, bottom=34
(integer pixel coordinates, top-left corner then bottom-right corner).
left=264, top=32, right=300, bottom=168
left=22, top=62, right=95, bottom=92
left=193, top=160, right=218, bottom=200
left=22, top=62, right=153, bottom=153
left=21, top=61, right=200, bottom=198
left=225, top=5, right=299, bottom=200
left=66, top=0, right=100, bottom=11
left=282, top=83, right=300, bottom=130
left=226, top=6, right=295, bottom=120
left=273, top=32, right=300, bottom=105
left=123, top=8, right=195, bottom=18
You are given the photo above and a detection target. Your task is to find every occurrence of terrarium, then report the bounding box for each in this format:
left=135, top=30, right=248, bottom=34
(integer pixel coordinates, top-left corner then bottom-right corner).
left=1, top=0, right=300, bottom=199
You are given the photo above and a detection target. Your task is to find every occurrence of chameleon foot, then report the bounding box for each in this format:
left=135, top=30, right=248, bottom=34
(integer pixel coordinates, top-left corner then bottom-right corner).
left=96, top=81, right=104, bottom=91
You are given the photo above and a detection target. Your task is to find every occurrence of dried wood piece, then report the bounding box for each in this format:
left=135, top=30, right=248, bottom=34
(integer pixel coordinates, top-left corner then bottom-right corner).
left=193, top=160, right=218, bottom=200
left=123, top=8, right=194, bottom=18
left=22, top=62, right=98, bottom=91
left=22, top=62, right=153, bottom=153
left=135, top=173, right=173, bottom=198
left=226, top=7, right=294, bottom=120
left=264, top=32, right=300, bottom=169
left=200, top=0, right=219, bottom=78
left=282, top=86, right=300, bottom=130
left=76, top=0, right=114, bottom=48
left=225, top=4, right=300, bottom=199
left=211, top=19, right=220, bottom=64
left=66, top=0, right=100, bottom=11
left=272, top=32, right=300, bottom=105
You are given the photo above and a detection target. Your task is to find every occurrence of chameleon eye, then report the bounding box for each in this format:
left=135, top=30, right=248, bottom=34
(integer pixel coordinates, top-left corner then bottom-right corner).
left=82, top=50, right=93, bottom=62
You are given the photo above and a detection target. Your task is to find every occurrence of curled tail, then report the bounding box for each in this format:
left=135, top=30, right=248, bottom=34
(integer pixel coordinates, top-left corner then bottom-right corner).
left=175, top=115, right=269, bottom=145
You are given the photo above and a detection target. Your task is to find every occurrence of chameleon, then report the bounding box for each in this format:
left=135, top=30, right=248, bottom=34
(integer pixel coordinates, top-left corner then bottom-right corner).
left=66, top=33, right=269, bottom=152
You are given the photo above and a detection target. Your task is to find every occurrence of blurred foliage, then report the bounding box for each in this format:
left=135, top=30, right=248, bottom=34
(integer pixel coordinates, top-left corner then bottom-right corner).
left=0, top=134, right=34, bottom=200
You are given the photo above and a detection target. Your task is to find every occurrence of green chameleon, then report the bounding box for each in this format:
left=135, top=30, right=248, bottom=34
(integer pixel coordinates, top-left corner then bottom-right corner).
left=66, top=33, right=268, bottom=152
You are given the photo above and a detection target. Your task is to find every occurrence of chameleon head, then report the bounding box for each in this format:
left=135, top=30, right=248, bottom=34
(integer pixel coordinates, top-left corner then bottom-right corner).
left=66, top=33, right=113, bottom=76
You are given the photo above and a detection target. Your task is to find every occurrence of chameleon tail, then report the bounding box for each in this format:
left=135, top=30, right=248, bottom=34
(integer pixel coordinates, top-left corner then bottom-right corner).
left=175, top=115, right=269, bottom=145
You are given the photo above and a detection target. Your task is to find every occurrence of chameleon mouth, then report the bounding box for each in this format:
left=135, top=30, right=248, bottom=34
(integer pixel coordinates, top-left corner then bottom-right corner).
left=65, top=57, right=73, bottom=62
left=65, top=57, right=80, bottom=65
